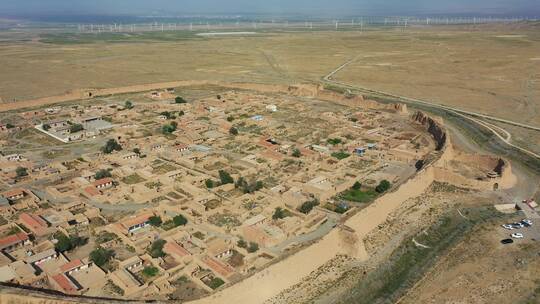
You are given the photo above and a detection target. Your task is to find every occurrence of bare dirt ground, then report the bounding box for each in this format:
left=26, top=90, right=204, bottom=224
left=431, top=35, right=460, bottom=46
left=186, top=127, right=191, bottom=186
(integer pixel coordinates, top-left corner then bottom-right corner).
left=400, top=223, right=540, bottom=304
left=0, top=24, right=539, bottom=126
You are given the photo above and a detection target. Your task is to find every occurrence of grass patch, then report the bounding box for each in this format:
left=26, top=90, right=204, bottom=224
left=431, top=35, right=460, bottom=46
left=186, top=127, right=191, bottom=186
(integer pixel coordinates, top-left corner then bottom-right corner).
left=332, top=151, right=351, bottom=160
left=340, top=188, right=377, bottom=203
left=121, top=173, right=146, bottom=184
left=338, top=206, right=508, bottom=304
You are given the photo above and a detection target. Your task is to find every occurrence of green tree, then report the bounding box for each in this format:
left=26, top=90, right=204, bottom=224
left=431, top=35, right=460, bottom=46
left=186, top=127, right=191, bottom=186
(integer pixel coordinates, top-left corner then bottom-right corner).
left=54, top=232, right=87, bottom=252
left=160, top=111, right=177, bottom=119
left=148, top=216, right=163, bottom=227
left=218, top=170, right=234, bottom=185
left=298, top=199, right=320, bottom=214
left=102, top=139, right=122, bottom=154
left=175, top=96, right=187, bottom=104
left=375, top=180, right=391, bottom=193
left=69, top=124, right=84, bottom=133
left=42, top=123, right=51, bottom=131
left=247, top=242, right=259, bottom=253
left=15, top=167, right=28, bottom=177
left=89, top=248, right=114, bottom=267
left=292, top=148, right=301, bottom=158
left=237, top=239, right=247, bottom=248
left=133, top=148, right=141, bottom=155
left=148, top=239, right=167, bottom=258
left=162, top=123, right=177, bottom=134
left=229, top=127, right=239, bottom=136
left=352, top=181, right=362, bottom=190
left=205, top=179, right=215, bottom=188
left=95, top=169, right=112, bottom=180
left=124, top=100, right=134, bottom=109
left=327, top=138, right=343, bottom=145
left=272, top=207, right=287, bottom=220
left=173, top=215, right=187, bottom=226
left=226, top=116, right=234, bottom=122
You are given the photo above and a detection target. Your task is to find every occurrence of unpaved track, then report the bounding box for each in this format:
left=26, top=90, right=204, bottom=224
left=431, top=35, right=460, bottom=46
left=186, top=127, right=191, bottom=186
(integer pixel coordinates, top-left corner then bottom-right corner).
left=323, top=57, right=540, bottom=132
left=323, top=57, right=540, bottom=160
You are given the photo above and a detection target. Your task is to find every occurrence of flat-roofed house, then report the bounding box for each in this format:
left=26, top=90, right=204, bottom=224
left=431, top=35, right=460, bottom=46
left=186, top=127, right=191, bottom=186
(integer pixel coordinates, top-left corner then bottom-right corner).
left=206, top=238, right=233, bottom=259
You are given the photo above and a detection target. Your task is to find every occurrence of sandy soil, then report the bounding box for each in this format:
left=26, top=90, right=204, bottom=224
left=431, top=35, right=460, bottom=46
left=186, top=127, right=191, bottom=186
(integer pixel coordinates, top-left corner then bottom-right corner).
left=1, top=25, right=539, bottom=126
left=400, top=223, right=540, bottom=304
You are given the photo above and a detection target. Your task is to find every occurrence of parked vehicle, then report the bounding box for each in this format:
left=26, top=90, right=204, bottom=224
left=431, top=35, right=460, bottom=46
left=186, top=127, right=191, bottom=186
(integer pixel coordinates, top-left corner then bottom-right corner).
left=511, top=233, right=524, bottom=239
left=502, top=224, right=514, bottom=230
left=522, top=219, right=533, bottom=226
left=500, top=238, right=514, bottom=244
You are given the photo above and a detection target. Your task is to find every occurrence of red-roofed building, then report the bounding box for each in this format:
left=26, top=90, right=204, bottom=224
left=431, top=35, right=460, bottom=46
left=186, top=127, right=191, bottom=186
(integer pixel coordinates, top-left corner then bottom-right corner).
left=175, top=143, right=189, bottom=152
left=83, top=186, right=100, bottom=197
left=19, top=213, right=48, bottom=236
left=119, top=212, right=153, bottom=235
left=2, top=188, right=26, bottom=201
left=93, top=178, right=113, bottom=189
left=50, top=273, right=80, bottom=295
left=201, top=256, right=235, bottom=278
left=163, top=241, right=191, bottom=259
left=0, top=232, right=30, bottom=252
left=59, top=259, right=87, bottom=275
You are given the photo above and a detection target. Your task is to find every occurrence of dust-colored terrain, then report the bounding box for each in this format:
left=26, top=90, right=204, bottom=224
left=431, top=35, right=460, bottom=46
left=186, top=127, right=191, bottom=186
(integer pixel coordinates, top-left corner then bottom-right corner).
left=1, top=24, right=539, bottom=126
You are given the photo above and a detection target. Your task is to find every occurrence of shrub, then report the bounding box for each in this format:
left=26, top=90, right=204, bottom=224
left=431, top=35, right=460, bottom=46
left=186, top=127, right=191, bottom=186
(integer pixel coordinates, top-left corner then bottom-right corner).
left=272, top=207, right=289, bottom=220
left=90, top=248, right=114, bottom=267
left=42, top=123, right=51, bottom=131
left=102, top=139, right=122, bottom=154
left=124, top=100, right=134, bottom=109
left=226, top=116, right=234, bottom=122
left=148, top=239, right=166, bottom=258
left=162, top=123, right=177, bottom=134
left=205, top=179, right=215, bottom=188
left=375, top=180, right=391, bottom=193
left=237, top=239, right=247, bottom=248
left=175, top=96, right=187, bottom=104
left=299, top=199, right=320, bottom=214
left=229, top=127, right=239, bottom=136
left=327, top=138, right=343, bottom=145
left=352, top=181, right=362, bottom=190
left=54, top=232, right=87, bottom=252
left=172, top=215, right=187, bottom=226
left=15, top=167, right=28, bottom=177
left=69, top=123, right=84, bottom=133
left=95, top=169, right=112, bottom=180
left=292, top=148, right=301, bottom=158
left=218, top=170, right=234, bottom=185
left=247, top=242, right=259, bottom=253
left=148, top=216, right=163, bottom=227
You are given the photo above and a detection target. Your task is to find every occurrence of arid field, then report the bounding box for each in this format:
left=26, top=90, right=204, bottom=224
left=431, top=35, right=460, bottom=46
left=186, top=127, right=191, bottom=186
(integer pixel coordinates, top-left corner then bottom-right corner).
left=1, top=23, right=539, bottom=126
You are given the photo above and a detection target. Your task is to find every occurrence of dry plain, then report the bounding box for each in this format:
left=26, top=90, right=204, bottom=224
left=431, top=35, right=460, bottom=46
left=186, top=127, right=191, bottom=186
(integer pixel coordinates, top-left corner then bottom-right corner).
left=0, top=21, right=539, bottom=304
left=0, top=23, right=539, bottom=128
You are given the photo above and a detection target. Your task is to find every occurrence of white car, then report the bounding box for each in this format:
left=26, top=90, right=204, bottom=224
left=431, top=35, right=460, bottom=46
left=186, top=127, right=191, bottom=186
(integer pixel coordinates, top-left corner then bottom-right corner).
left=502, top=224, right=514, bottom=230
left=522, top=219, right=533, bottom=226
left=511, top=233, right=524, bottom=239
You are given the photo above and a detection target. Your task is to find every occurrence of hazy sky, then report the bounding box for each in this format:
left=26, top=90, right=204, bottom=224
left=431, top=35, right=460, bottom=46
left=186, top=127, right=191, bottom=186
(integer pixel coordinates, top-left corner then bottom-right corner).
left=1, top=0, right=539, bottom=16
